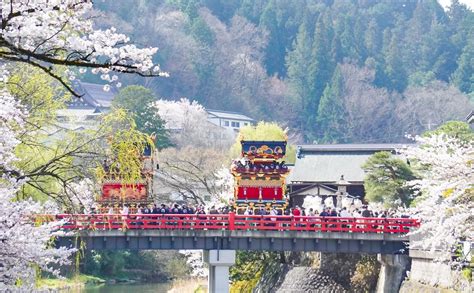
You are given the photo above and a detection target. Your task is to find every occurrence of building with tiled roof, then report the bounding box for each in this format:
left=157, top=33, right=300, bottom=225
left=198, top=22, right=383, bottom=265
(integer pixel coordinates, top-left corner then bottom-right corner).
left=467, top=110, right=474, bottom=125
left=288, top=143, right=411, bottom=207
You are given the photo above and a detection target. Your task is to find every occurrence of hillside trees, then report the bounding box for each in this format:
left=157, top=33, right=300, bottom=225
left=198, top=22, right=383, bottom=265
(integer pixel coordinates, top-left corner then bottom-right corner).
left=286, top=23, right=314, bottom=133
left=314, top=62, right=396, bottom=143
left=92, top=0, right=474, bottom=143
left=316, top=66, right=345, bottom=143
left=395, top=81, right=472, bottom=137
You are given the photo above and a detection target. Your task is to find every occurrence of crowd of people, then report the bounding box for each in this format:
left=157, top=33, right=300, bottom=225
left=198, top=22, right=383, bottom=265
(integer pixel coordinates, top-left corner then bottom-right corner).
left=91, top=202, right=405, bottom=220
left=92, top=203, right=232, bottom=217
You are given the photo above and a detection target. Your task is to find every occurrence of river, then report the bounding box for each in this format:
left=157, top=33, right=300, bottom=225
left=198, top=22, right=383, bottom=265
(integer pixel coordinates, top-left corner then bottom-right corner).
left=83, top=283, right=171, bottom=293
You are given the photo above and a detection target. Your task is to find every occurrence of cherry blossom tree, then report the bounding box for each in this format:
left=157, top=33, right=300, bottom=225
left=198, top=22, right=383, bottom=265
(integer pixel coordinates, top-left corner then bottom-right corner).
left=403, top=135, right=473, bottom=254
left=0, top=84, right=73, bottom=290
left=1, top=0, right=166, bottom=96
left=152, top=98, right=232, bottom=148
left=1, top=1, right=168, bottom=288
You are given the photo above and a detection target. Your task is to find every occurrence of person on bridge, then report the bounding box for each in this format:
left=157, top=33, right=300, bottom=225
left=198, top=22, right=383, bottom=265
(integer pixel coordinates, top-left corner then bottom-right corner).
left=292, top=206, right=301, bottom=217
left=121, top=204, right=129, bottom=230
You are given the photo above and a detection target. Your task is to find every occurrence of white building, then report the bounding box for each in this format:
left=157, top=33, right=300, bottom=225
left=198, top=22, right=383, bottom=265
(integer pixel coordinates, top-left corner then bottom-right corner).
left=206, top=109, right=255, bottom=133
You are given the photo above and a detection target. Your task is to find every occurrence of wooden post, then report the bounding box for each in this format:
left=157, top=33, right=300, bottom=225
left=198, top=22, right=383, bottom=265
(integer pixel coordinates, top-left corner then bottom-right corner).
left=229, top=212, right=235, bottom=231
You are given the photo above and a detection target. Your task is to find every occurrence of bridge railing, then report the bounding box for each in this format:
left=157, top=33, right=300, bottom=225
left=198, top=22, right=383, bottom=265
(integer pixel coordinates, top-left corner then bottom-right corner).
left=45, top=214, right=420, bottom=234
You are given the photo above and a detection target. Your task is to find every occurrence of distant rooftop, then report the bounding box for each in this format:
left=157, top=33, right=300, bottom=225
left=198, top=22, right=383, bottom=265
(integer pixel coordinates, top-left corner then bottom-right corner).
left=299, top=143, right=409, bottom=153
left=467, top=111, right=474, bottom=124
left=207, top=109, right=254, bottom=121
left=290, top=143, right=411, bottom=183
left=68, top=81, right=117, bottom=109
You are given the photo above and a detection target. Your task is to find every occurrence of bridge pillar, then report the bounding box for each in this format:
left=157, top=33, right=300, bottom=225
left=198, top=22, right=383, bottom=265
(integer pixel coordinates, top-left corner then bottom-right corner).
left=376, top=254, right=409, bottom=293
left=203, top=250, right=236, bottom=293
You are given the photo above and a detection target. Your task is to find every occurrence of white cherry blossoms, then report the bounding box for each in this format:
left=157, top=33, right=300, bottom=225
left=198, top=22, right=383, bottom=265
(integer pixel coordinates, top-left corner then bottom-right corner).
left=0, top=72, right=74, bottom=290
left=1, top=0, right=167, bottom=91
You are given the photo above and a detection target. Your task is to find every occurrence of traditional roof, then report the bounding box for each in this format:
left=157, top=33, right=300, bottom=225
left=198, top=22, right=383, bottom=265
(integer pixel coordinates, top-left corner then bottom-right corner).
left=297, top=144, right=408, bottom=153
left=467, top=111, right=474, bottom=124
left=207, top=109, right=254, bottom=122
left=68, top=81, right=117, bottom=109
left=289, top=183, right=338, bottom=197
left=289, top=143, right=410, bottom=184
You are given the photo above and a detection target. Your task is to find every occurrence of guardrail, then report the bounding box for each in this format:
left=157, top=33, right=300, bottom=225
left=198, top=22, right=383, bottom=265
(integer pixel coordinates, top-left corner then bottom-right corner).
left=39, top=214, right=420, bottom=234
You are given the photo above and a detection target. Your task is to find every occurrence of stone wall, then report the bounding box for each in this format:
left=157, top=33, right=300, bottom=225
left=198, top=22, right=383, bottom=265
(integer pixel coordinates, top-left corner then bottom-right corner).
left=319, top=253, right=362, bottom=288
left=399, top=249, right=473, bottom=292
left=253, top=252, right=371, bottom=292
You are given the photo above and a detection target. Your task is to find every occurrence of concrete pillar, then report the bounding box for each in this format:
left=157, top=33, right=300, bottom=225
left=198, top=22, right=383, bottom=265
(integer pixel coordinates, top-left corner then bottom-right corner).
left=376, top=254, right=410, bottom=293
left=203, top=250, right=236, bottom=293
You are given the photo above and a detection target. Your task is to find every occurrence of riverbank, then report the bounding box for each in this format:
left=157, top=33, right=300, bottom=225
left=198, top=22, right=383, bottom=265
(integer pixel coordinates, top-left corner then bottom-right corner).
left=168, top=278, right=207, bottom=293
left=37, top=274, right=105, bottom=291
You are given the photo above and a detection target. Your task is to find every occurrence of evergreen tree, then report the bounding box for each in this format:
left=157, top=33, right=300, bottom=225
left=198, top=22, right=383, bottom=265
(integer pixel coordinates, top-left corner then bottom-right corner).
left=286, top=22, right=314, bottom=134
left=306, top=12, right=335, bottom=138
left=451, top=36, right=474, bottom=94
left=190, top=17, right=216, bottom=46
left=362, top=151, right=416, bottom=208
left=316, top=66, right=345, bottom=143
left=260, top=0, right=285, bottom=76
left=113, top=86, right=171, bottom=149
left=364, top=19, right=382, bottom=58
left=381, top=28, right=407, bottom=92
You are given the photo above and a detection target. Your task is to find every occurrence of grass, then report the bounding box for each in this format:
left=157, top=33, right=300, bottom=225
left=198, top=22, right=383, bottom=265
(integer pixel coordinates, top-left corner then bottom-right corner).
left=168, top=278, right=207, bottom=293
left=37, top=274, right=105, bottom=290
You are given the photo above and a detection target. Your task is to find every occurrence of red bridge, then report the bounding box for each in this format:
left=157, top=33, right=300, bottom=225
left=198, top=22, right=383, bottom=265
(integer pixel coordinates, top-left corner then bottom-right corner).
left=48, top=213, right=419, bottom=254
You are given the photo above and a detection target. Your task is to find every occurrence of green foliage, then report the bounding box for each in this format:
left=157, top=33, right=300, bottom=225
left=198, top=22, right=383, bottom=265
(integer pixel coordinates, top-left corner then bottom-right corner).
left=190, top=17, right=215, bottom=46
left=408, top=71, right=436, bottom=87
left=462, top=268, right=472, bottom=282
left=230, top=251, right=279, bottom=292
left=424, top=121, right=474, bottom=143
left=37, top=274, right=105, bottom=290
left=98, top=109, right=155, bottom=184
left=286, top=22, right=314, bottom=130
left=316, top=66, right=345, bottom=143
left=83, top=250, right=189, bottom=280
left=451, top=36, right=474, bottom=94
left=362, top=151, right=416, bottom=207
left=229, top=122, right=295, bottom=163
left=350, top=256, right=381, bottom=293
left=113, top=85, right=171, bottom=149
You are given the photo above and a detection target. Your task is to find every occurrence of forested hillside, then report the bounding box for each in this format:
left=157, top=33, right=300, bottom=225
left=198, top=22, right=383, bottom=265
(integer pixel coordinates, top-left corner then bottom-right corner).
left=92, top=0, right=473, bottom=143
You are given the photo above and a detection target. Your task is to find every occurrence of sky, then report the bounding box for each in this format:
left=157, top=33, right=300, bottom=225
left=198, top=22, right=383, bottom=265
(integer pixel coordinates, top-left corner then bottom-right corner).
left=438, top=0, right=474, bottom=10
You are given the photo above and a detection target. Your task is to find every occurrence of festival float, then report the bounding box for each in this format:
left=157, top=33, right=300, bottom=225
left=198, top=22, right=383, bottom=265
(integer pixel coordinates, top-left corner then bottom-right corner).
left=96, top=140, right=156, bottom=213
left=231, top=140, right=290, bottom=213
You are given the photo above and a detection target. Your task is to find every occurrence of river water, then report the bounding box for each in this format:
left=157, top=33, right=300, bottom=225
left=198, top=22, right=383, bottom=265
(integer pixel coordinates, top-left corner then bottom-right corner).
left=83, top=283, right=171, bottom=293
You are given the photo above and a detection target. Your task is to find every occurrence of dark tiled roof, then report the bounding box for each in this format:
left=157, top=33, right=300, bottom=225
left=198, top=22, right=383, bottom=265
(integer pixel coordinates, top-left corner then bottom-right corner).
left=467, top=111, right=474, bottom=123
left=290, top=143, right=412, bottom=183
left=299, top=144, right=409, bottom=152
left=68, top=81, right=117, bottom=109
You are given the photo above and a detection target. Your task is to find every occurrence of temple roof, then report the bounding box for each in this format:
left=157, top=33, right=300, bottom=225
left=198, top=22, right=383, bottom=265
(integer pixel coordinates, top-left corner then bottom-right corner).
left=67, top=81, right=117, bottom=109
left=289, top=144, right=411, bottom=184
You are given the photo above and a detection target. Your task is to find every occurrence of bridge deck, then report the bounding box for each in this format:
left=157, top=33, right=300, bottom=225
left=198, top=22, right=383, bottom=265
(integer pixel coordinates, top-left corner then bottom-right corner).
left=47, top=214, right=419, bottom=253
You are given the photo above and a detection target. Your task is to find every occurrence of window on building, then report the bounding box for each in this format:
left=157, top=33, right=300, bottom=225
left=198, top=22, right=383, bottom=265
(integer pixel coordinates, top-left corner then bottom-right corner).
left=231, top=121, right=240, bottom=128
left=224, top=120, right=230, bottom=126
left=244, top=122, right=249, bottom=126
